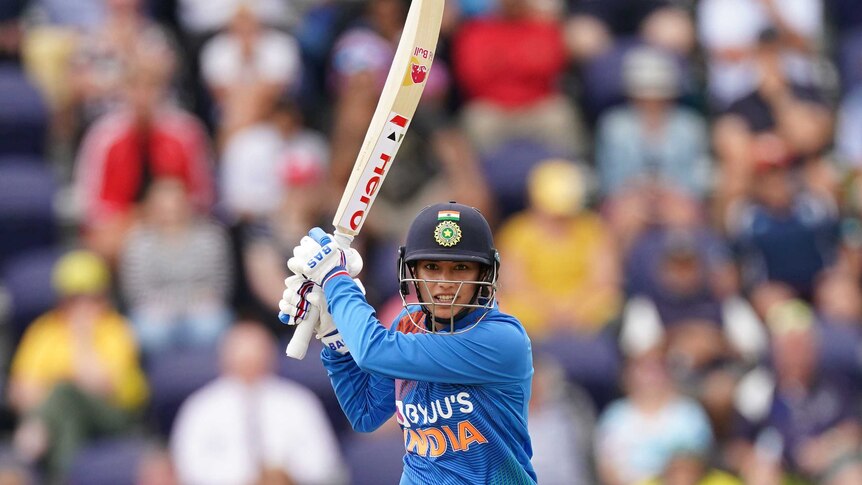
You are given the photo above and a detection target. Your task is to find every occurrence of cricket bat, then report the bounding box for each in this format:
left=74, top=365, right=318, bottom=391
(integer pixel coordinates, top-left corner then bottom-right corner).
left=285, top=0, right=445, bottom=359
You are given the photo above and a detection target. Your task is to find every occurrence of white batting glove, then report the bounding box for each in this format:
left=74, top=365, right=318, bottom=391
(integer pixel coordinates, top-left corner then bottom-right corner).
left=278, top=275, right=319, bottom=326
left=287, top=231, right=363, bottom=286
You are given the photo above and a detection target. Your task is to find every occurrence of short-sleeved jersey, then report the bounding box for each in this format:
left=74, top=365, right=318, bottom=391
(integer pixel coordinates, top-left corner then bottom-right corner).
left=320, top=274, right=536, bottom=484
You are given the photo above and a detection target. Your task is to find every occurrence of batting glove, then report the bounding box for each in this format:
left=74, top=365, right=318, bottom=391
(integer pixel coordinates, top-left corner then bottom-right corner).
left=278, top=274, right=365, bottom=355
left=287, top=231, right=362, bottom=286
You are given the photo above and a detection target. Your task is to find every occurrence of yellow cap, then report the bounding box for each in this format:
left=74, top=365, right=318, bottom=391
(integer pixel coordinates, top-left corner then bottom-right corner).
left=52, top=250, right=110, bottom=297
left=765, top=299, right=813, bottom=336
left=527, top=159, right=586, bottom=217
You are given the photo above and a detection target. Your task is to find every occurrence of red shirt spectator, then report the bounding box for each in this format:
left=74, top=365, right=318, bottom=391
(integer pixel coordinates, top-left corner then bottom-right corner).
left=453, top=15, right=567, bottom=109
left=75, top=107, right=214, bottom=224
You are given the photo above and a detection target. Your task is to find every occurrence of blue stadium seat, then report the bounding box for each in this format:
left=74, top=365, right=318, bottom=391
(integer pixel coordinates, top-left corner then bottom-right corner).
left=0, top=247, right=61, bottom=346
left=67, top=437, right=150, bottom=485
left=145, top=347, right=219, bottom=437
left=0, top=64, right=48, bottom=157
left=0, top=158, right=58, bottom=270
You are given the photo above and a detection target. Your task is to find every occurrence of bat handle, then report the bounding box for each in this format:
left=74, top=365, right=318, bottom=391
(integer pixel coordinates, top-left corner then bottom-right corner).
left=333, top=229, right=354, bottom=250
left=285, top=318, right=316, bottom=360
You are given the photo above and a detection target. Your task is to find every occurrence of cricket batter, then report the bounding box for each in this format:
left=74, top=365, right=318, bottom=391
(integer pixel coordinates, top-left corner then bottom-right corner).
left=280, top=202, right=536, bottom=484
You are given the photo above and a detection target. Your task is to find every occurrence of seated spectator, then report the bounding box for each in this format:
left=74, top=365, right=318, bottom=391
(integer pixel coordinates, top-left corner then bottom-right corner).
left=68, top=0, right=177, bottom=136
left=177, top=0, right=295, bottom=39
left=836, top=83, right=862, bottom=169
left=118, top=178, right=233, bottom=356
left=452, top=0, right=585, bottom=156
left=726, top=140, right=840, bottom=300
left=595, top=343, right=714, bottom=485
left=595, top=46, right=710, bottom=201
left=730, top=300, right=862, bottom=483
left=496, top=158, right=621, bottom=339
left=170, top=321, right=347, bottom=485
left=812, top=268, right=862, bottom=381
left=73, top=59, right=214, bottom=263
left=200, top=3, right=302, bottom=147
left=529, top=355, right=597, bottom=485
left=565, top=4, right=696, bottom=124
left=219, top=97, right=328, bottom=224
left=639, top=452, right=743, bottom=485
left=697, top=0, right=825, bottom=110
left=712, top=33, right=834, bottom=223
left=8, top=250, right=148, bottom=484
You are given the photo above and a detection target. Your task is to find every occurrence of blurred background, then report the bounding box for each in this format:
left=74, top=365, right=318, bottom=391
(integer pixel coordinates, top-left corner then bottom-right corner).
left=0, top=0, right=861, bottom=483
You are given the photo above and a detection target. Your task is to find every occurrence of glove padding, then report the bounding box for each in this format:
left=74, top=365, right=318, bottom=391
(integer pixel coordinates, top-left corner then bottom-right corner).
left=278, top=274, right=318, bottom=325
left=287, top=232, right=363, bottom=286
left=278, top=274, right=366, bottom=355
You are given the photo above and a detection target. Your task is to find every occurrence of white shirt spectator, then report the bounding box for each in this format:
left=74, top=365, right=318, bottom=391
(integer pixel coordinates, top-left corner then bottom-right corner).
left=201, top=29, right=302, bottom=89
left=171, top=375, right=347, bottom=485
left=220, top=122, right=328, bottom=220
left=698, top=0, right=823, bottom=107
left=178, top=0, right=295, bottom=34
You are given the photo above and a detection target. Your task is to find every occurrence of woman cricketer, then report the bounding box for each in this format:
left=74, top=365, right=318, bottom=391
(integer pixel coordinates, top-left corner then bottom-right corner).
left=280, top=202, right=536, bottom=484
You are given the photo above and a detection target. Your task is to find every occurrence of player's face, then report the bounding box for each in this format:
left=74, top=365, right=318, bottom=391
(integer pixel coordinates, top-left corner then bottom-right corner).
left=414, top=260, right=482, bottom=320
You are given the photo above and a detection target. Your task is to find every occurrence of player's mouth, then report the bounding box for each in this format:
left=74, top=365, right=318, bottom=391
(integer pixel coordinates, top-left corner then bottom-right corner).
left=434, top=295, right=456, bottom=304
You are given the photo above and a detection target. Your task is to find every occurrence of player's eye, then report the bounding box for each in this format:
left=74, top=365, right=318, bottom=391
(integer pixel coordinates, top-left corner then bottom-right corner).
left=424, top=263, right=439, bottom=271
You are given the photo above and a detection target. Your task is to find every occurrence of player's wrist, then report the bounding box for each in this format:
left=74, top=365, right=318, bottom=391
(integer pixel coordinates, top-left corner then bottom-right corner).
left=321, top=331, right=349, bottom=355
left=322, top=267, right=350, bottom=289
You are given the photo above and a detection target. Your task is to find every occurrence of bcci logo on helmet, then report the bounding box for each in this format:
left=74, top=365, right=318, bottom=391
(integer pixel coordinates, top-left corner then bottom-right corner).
left=434, top=221, right=462, bottom=247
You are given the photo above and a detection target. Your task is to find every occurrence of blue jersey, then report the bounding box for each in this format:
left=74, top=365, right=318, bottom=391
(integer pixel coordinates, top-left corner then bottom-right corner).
left=320, top=274, right=536, bottom=485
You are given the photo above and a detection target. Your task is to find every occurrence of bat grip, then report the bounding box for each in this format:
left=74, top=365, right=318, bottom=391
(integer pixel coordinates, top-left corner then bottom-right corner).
left=333, top=230, right=354, bottom=250
left=285, top=319, right=316, bottom=360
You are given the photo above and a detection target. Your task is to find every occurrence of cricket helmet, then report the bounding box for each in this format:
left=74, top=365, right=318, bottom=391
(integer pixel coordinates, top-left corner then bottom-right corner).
left=402, top=202, right=497, bottom=266
left=398, top=202, right=499, bottom=332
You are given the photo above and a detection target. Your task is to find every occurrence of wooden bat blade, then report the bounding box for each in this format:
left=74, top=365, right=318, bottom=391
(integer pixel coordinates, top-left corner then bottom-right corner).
left=285, top=0, right=444, bottom=360
left=332, top=0, right=445, bottom=237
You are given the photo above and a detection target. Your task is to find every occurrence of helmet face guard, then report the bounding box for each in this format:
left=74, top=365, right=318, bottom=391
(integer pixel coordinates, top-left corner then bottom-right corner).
left=397, top=202, right=499, bottom=333
left=398, top=255, right=498, bottom=334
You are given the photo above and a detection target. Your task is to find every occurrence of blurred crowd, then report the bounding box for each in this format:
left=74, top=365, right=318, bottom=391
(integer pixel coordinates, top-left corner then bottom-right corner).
left=1, top=0, right=862, bottom=484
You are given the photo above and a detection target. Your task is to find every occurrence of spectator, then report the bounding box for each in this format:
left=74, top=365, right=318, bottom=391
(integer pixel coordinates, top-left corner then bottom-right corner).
left=200, top=3, right=302, bottom=147
left=638, top=452, right=743, bottom=485
left=697, top=0, right=825, bottom=109
left=529, top=355, right=597, bottom=485
left=594, top=344, right=714, bottom=485
left=812, top=268, right=862, bottom=381
left=496, top=158, right=621, bottom=339
left=69, top=0, right=178, bottom=136
left=726, top=135, right=840, bottom=299
left=118, top=177, right=233, bottom=356
left=836, top=82, right=862, bottom=168
left=177, top=0, right=296, bottom=38
left=8, top=250, right=148, bottom=484
left=73, top=58, right=214, bottom=263
left=452, top=0, right=586, bottom=156
left=170, top=321, right=347, bottom=485
left=730, top=300, right=862, bottom=482
left=219, top=97, right=328, bottom=224
left=595, top=46, right=711, bottom=200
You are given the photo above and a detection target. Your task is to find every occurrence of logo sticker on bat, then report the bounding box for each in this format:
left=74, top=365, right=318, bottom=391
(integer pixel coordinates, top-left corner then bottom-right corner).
left=403, top=47, right=434, bottom=86
left=341, top=113, right=411, bottom=232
